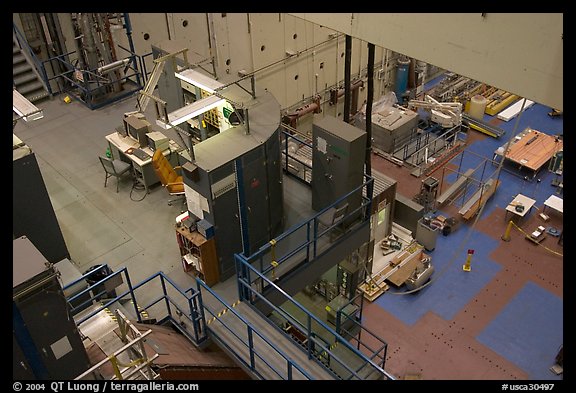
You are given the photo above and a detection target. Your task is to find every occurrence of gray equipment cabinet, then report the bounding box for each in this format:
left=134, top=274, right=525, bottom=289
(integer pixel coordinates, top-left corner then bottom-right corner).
left=182, top=90, right=284, bottom=281
left=13, top=236, right=91, bottom=380
left=13, top=137, right=69, bottom=264
left=312, top=116, right=367, bottom=214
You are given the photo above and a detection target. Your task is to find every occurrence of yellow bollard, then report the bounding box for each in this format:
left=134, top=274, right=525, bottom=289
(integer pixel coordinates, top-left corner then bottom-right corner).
left=501, top=220, right=514, bottom=242
left=463, top=249, right=474, bottom=272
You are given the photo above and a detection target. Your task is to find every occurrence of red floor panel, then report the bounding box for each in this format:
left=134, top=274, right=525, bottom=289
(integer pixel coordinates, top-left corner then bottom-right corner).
left=362, top=152, right=563, bottom=380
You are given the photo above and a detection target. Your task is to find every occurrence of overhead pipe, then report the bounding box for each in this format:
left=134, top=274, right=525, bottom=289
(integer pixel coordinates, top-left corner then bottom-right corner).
left=343, top=35, right=352, bottom=123
left=366, top=42, right=375, bottom=200
left=329, top=79, right=364, bottom=106
left=282, top=95, right=321, bottom=128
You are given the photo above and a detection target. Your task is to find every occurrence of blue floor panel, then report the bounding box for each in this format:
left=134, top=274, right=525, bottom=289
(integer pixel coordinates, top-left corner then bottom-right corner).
left=476, top=282, right=563, bottom=380
left=375, top=229, right=501, bottom=326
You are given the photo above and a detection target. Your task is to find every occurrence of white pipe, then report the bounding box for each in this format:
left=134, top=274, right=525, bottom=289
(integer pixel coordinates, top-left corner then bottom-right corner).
left=97, top=58, right=130, bottom=74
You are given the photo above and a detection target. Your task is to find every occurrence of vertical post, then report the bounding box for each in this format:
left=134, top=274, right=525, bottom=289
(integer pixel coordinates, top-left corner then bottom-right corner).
left=306, top=221, right=310, bottom=262
left=250, top=74, right=256, bottom=99
left=365, top=42, right=375, bottom=200
left=160, top=275, right=171, bottom=320
left=307, top=315, right=313, bottom=360
left=123, top=13, right=141, bottom=86
left=463, top=249, right=474, bottom=271
left=343, top=35, right=352, bottom=123
left=284, top=133, right=289, bottom=173
left=501, top=220, right=513, bottom=242
left=248, top=326, right=255, bottom=369
left=235, top=158, right=250, bottom=255
left=124, top=269, right=143, bottom=322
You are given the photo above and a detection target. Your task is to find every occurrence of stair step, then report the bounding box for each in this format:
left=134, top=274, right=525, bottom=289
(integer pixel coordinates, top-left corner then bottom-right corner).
left=13, top=45, right=21, bottom=55
left=25, top=90, right=50, bottom=103
left=18, top=80, right=44, bottom=95
left=13, top=72, right=38, bottom=86
left=13, top=63, right=33, bottom=75
left=13, top=53, right=26, bottom=65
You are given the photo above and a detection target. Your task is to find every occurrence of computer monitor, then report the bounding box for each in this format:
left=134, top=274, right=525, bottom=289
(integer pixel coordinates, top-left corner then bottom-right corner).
left=146, top=131, right=170, bottom=152
left=124, top=115, right=150, bottom=147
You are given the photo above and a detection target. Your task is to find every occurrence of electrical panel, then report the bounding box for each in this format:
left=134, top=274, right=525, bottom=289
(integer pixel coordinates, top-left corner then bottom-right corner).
left=312, top=115, right=366, bottom=214
left=337, top=259, right=362, bottom=300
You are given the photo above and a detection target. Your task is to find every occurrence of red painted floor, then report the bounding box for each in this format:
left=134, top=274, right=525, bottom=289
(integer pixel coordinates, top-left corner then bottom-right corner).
left=365, top=152, right=563, bottom=380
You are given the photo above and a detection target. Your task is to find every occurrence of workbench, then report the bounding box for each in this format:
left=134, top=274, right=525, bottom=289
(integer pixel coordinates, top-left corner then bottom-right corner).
left=505, top=193, right=537, bottom=223
left=543, top=195, right=563, bottom=216
left=497, top=128, right=563, bottom=177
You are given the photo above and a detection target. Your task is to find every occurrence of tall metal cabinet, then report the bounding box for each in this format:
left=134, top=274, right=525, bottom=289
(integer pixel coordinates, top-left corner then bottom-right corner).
left=13, top=135, right=69, bottom=263
left=181, top=90, right=284, bottom=281
left=312, top=116, right=367, bottom=212
left=13, top=236, right=90, bottom=380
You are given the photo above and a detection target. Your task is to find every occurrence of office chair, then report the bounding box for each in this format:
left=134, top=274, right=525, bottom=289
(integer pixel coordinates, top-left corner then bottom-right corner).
left=151, top=149, right=186, bottom=207
left=98, top=156, right=133, bottom=193
left=317, top=202, right=349, bottom=241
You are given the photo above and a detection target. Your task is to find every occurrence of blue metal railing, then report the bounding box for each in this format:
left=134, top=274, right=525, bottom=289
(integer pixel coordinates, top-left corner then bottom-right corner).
left=233, top=175, right=395, bottom=379
left=195, top=279, right=313, bottom=380
left=236, top=260, right=391, bottom=380
left=63, top=267, right=208, bottom=346
left=63, top=265, right=314, bottom=380
left=334, top=292, right=389, bottom=374
left=13, top=23, right=50, bottom=92
left=281, top=129, right=313, bottom=185
left=40, top=48, right=144, bottom=110
left=238, top=175, right=373, bottom=287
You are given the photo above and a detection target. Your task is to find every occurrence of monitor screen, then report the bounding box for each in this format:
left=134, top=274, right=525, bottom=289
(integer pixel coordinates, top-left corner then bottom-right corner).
left=124, top=116, right=149, bottom=147
left=146, top=131, right=170, bottom=152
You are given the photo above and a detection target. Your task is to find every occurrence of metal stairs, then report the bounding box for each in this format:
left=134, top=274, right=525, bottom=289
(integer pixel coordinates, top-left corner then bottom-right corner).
left=13, top=39, right=49, bottom=103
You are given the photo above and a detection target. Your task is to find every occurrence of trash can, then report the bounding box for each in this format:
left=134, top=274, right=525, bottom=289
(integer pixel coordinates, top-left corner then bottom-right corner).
left=84, top=264, right=118, bottom=301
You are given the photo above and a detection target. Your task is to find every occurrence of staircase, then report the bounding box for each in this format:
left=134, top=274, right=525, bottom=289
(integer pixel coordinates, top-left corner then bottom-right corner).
left=13, top=39, right=49, bottom=103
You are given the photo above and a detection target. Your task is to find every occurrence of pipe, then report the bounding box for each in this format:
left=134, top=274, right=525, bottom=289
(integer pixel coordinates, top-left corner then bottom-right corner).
left=329, top=79, right=364, bottom=105
left=97, top=58, right=130, bottom=74
left=366, top=42, right=375, bottom=200
left=343, top=35, right=352, bottom=123
left=283, top=96, right=321, bottom=128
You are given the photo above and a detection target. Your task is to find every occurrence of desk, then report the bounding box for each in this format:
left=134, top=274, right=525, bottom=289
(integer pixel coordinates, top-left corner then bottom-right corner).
left=505, top=193, right=536, bottom=223
left=105, top=132, right=182, bottom=193
left=495, top=128, right=563, bottom=178
left=543, top=195, right=563, bottom=215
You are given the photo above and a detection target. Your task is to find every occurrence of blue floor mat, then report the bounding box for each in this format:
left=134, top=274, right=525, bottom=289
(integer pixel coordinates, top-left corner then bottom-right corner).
left=375, top=229, right=501, bottom=326
left=476, top=282, right=563, bottom=380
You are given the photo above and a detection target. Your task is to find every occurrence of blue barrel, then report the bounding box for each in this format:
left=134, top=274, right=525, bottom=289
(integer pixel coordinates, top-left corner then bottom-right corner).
left=395, top=58, right=411, bottom=103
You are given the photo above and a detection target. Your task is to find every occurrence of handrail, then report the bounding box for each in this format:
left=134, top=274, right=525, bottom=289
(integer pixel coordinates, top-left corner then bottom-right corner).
left=237, top=275, right=368, bottom=379
left=196, top=279, right=314, bottom=380
left=236, top=259, right=388, bottom=380
left=13, top=23, right=50, bottom=93
left=40, top=49, right=144, bottom=109
left=244, top=175, right=372, bottom=278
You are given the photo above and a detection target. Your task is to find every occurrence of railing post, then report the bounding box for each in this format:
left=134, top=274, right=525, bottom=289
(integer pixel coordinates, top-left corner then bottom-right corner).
left=287, top=361, right=293, bottom=380
left=160, top=274, right=172, bottom=319
left=306, top=222, right=310, bottom=262
left=248, top=326, right=255, bottom=370
left=123, top=269, right=142, bottom=323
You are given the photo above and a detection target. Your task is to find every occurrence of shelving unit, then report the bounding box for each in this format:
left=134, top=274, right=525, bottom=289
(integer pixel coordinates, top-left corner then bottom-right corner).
left=175, top=225, right=219, bottom=286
